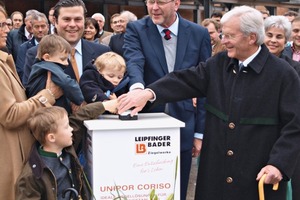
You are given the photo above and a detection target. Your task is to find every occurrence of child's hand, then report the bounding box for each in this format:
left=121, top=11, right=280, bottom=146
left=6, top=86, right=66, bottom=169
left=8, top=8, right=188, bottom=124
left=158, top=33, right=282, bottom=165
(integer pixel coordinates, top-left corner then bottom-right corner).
left=103, top=99, right=118, bottom=114
left=109, top=93, right=117, bottom=100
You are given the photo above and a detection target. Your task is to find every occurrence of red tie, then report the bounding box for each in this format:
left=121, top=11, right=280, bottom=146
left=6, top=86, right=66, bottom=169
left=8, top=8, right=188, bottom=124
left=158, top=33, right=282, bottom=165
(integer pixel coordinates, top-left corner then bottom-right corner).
left=163, top=29, right=171, bottom=40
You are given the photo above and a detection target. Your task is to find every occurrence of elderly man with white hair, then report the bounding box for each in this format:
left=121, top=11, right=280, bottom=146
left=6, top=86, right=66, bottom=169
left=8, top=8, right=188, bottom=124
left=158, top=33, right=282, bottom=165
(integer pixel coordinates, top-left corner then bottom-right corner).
left=91, top=12, right=112, bottom=42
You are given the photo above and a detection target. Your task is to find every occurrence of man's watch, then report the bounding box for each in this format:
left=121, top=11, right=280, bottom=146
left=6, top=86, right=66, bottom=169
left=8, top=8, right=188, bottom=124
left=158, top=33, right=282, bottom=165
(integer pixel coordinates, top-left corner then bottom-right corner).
left=38, top=96, right=51, bottom=107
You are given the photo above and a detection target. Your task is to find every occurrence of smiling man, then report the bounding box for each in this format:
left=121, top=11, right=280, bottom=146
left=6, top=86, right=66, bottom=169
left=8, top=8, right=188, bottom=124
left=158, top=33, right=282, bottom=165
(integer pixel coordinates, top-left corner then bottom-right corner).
left=22, top=0, right=110, bottom=86
left=118, top=5, right=300, bottom=200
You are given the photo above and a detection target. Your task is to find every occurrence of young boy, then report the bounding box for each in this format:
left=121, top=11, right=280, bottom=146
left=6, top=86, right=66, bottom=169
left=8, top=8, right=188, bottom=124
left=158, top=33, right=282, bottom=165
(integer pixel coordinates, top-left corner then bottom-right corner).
left=15, top=100, right=117, bottom=200
left=79, top=52, right=129, bottom=103
left=26, top=34, right=85, bottom=113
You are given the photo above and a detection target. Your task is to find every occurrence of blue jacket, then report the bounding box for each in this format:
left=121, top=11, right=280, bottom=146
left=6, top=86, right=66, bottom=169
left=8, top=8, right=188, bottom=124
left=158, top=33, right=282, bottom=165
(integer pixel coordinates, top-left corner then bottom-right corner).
left=79, top=61, right=129, bottom=103
left=26, top=61, right=84, bottom=113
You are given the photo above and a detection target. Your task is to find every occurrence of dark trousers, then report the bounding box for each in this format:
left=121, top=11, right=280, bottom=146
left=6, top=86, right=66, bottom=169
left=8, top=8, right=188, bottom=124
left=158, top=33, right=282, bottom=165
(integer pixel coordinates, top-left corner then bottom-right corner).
left=181, top=149, right=193, bottom=200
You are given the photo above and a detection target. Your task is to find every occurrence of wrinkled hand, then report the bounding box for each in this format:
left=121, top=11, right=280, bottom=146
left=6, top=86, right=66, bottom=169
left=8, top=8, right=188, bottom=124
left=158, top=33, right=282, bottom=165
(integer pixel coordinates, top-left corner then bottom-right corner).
left=46, top=71, right=63, bottom=99
left=117, top=89, right=153, bottom=116
left=103, top=99, right=118, bottom=114
left=256, top=165, right=283, bottom=185
left=192, top=138, right=202, bottom=157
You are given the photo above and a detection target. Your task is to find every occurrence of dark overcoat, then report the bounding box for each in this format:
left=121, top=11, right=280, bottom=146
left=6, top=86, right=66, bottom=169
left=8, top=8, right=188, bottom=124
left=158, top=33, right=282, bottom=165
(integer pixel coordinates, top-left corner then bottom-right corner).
left=148, top=45, right=300, bottom=200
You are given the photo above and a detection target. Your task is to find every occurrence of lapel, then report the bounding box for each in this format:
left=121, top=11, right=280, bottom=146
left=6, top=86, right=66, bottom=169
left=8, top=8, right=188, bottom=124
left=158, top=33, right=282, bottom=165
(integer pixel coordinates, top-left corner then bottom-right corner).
left=146, top=18, right=169, bottom=74
left=174, top=16, right=190, bottom=71
left=81, top=39, right=95, bottom=68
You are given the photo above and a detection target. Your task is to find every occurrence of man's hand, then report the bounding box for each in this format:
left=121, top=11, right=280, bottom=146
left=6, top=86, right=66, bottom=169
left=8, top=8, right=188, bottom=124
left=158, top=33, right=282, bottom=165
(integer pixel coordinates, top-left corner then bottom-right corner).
left=117, top=89, right=154, bottom=116
left=256, top=165, right=283, bottom=185
left=46, top=71, right=63, bottom=99
left=192, top=138, right=202, bottom=157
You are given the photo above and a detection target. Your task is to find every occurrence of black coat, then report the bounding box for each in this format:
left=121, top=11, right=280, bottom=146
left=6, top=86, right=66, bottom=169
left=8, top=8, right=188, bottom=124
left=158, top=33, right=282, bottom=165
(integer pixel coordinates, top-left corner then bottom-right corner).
left=79, top=62, right=129, bottom=103
left=6, top=24, right=28, bottom=62
left=148, top=45, right=300, bottom=200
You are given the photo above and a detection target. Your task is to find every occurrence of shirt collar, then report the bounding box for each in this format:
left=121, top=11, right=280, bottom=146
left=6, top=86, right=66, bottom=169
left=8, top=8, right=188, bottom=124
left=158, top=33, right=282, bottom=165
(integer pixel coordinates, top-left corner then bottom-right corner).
left=240, top=46, right=261, bottom=67
left=156, top=13, right=179, bottom=37
left=73, top=39, right=82, bottom=56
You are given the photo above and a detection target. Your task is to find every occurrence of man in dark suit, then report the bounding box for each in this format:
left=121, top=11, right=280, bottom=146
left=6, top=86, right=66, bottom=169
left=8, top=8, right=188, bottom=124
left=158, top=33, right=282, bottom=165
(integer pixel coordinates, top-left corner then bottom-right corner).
left=16, top=11, right=49, bottom=82
left=109, top=10, right=137, bottom=56
left=122, top=0, right=211, bottom=199
left=119, top=6, right=300, bottom=200
left=7, top=10, right=37, bottom=62
left=22, top=0, right=110, bottom=86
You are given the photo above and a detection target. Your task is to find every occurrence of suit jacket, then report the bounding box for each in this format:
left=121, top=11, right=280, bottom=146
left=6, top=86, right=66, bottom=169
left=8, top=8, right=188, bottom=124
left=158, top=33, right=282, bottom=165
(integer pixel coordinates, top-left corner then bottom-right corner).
left=123, top=14, right=211, bottom=151
left=15, top=37, right=36, bottom=82
left=98, top=30, right=112, bottom=43
left=109, top=33, right=124, bottom=56
left=22, top=39, right=111, bottom=86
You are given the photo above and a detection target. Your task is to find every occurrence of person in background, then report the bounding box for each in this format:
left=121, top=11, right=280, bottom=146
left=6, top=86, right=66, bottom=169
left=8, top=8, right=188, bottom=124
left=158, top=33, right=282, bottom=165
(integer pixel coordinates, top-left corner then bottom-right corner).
left=260, top=10, right=270, bottom=20
left=284, top=16, right=300, bottom=60
left=122, top=0, right=211, bottom=199
left=22, top=0, right=110, bottom=86
left=6, top=17, right=12, bottom=30
left=16, top=11, right=49, bottom=82
left=15, top=100, right=117, bottom=199
left=48, top=7, right=55, bottom=34
left=7, top=9, right=38, bottom=62
left=80, top=51, right=129, bottom=103
left=284, top=10, right=298, bottom=22
left=118, top=5, right=300, bottom=200
left=10, top=11, right=23, bottom=29
left=101, top=13, right=123, bottom=46
left=0, top=5, right=61, bottom=199
left=26, top=34, right=85, bottom=114
left=109, top=10, right=137, bottom=56
left=91, top=12, right=112, bottom=42
left=83, top=17, right=100, bottom=42
left=210, top=11, right=223, bottom=22
left=264, top=15, right=300, bottom=200
left=202, top=18, right=225, bottom=56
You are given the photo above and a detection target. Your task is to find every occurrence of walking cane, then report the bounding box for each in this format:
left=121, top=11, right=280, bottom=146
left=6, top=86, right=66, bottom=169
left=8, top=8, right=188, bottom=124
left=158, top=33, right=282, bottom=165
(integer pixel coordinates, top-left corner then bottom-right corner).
left=258, top=173, right=279, bottom=200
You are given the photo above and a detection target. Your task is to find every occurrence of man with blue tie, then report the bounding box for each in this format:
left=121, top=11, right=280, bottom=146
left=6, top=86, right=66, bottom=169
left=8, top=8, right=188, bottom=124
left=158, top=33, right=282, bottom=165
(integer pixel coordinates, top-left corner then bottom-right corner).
left=122, top=0, right=211, bottom=199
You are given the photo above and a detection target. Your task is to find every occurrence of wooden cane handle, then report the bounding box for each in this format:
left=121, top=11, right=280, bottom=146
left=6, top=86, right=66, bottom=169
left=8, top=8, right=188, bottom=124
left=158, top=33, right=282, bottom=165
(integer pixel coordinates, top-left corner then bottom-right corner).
left=258, top=174, right=279, bottom=200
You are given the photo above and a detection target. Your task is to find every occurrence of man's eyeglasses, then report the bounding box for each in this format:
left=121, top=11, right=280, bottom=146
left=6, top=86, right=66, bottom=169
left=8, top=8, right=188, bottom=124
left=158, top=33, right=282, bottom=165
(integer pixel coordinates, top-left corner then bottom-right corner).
left=145, top=0, right=174, bottom=6
left=111, top=19, right=126, bottom=24
left=0, top=22, right=9, bottom=30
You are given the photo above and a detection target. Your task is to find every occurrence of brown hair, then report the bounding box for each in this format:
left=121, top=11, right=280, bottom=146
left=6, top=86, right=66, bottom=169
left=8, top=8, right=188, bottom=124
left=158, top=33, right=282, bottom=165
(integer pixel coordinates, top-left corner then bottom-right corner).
left=37, top=34, right=71, bottom=59
left=0, top=5, right=7, bottom=18
left=202, top=18, right=221, bottom=31
left=27, top=106, right=67, bottom=145
left=94, top=51, right=126, bottom=72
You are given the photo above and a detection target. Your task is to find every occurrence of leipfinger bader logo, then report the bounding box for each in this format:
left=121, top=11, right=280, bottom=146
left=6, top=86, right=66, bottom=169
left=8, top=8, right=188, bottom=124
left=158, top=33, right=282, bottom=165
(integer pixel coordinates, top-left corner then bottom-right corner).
left=135, top=135, right=172, bottom=154
left=136, top=143, right=147, bottom=154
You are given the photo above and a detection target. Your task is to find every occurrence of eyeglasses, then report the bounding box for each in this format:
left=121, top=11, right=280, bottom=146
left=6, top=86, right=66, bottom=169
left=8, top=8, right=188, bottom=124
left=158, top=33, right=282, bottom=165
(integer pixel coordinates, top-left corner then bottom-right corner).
left=0, top=21, right=9, bottom=30
left=145, top=0, right=174, bottom=6
left=111, top=19, right=126, bottom=24
left=221, top=33, right=245, bottom=41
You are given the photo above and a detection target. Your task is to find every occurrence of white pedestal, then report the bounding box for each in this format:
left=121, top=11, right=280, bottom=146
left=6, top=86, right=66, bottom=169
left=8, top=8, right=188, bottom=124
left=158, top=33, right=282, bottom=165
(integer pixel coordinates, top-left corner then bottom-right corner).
left=83, top=113, right=184, bottom=200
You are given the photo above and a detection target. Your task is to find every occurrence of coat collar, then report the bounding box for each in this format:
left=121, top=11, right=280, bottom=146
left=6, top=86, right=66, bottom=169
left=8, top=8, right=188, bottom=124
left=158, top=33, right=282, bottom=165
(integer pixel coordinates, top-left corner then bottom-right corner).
left=226, top=44, right=270, bottom=74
